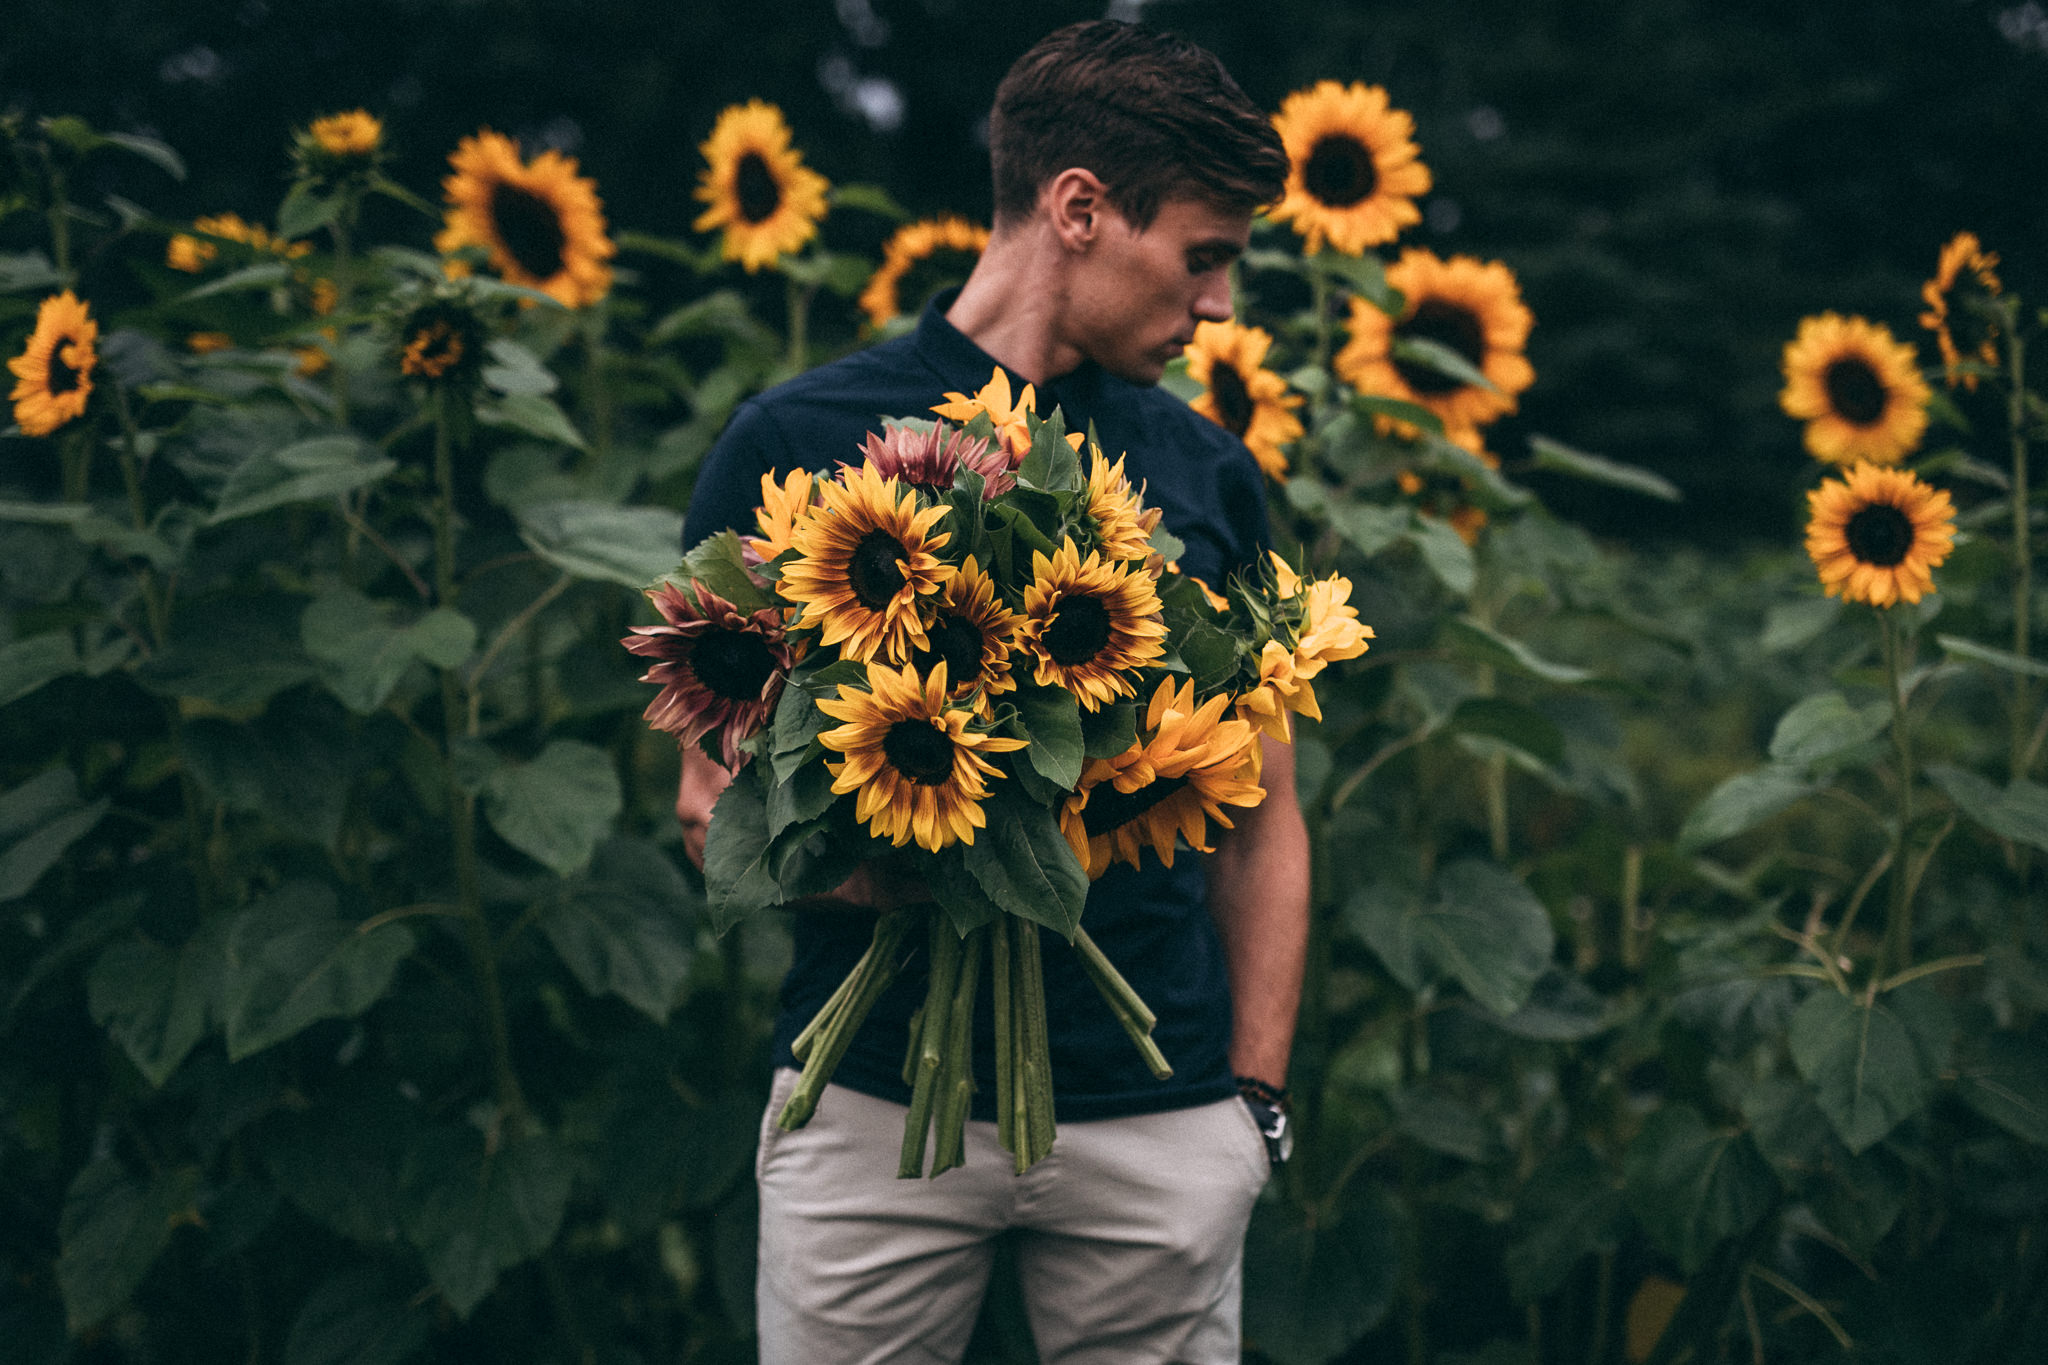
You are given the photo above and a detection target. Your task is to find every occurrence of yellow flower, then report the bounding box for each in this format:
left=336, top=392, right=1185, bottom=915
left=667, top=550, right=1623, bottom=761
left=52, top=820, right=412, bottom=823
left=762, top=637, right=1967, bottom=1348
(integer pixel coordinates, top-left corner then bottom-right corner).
left=741, top=467, right=817, bottom=566
left=933, top=367, right=1048, bottom=464
left=693, top=100, right=831, bottom=274
left=817, top=661, right=1028, bottom=852
left=1804, top=463, right=1955, bottom=608
left=310, top=278, right=340, bottom=317
left=294, top=345, right=332, bottom=377
left=1060, top=677, right=1265, bottom=878
left=165, top=234, right=217, bottom=273
left=1185, top=319, right=1304, bottom=480
left=1237, top=558, right=1373, bottom=741
left=779, top=463, right=955, bottom=665
left=1016, top=538, right=1168, bottom=712
left=910, top=556, right=1020, bottom=713
left=1268, top=80, right=1432, bottom=255
left=191, top=213, right=311, bottom=260
left=1082, top=450, right=1162, bottom=564
left=8, top=291, right=98, bottom=437
left=1918, top=233, right=2002, bottom=393
left=434, top=130, right=615, bottom=308
left=309, top=109, right=383, bottom=158
left=1337, top=248, right=1534, bottom=444
left=859, top=215, right=989, bottom=330
left=1779, top=313, right=1929, bottom=466
left=185, top=332, right=234, bottom=355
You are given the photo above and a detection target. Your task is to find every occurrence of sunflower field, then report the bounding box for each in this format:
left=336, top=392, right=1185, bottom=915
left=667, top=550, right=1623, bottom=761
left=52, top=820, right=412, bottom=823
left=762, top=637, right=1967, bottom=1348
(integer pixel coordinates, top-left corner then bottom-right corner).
left=3, top=13, right=2047, bottom=1365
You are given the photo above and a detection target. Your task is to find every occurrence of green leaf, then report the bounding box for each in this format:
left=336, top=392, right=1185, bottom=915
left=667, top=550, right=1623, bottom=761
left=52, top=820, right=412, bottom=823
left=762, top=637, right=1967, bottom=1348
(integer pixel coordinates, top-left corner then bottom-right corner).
left=1761, top=596, right=1842, bottom=652
left=400, top=1126, right=572, bottom=1318
left=1936, top=633, right=2048, bottom=680
left=1678, top=764, right=1815, bottom=851
left=1311, top=247, right=1398, bottom=310
left=702, top=765, right=784, bottom=932
left=179, top=261, right=291, bottom=301
left=1347, top=391, right=1445, bottom=434
left=274, top=182, right=340, bottom=239
left=1955, top=1031, right=2048, bottom=1145
left=0, top=631, right=77, bottom=707
left=256, top=1082, right=418, bottom=1245
left=1440, top=616, right=1595, bottom=685
left=1926, top=764, right=2048, bottom=854
left=1284, top=481, right=1406, bottom=557
left=1789, top=989, right=1931, bottom=1153
left=133, top=591, right=317, bottom=712
left=1347, top=860, right=1554, bottom=1015
left=475, top=391, right=587, bottom=451
left=1012, top=686, right=1084, bottom=790
left=1392, top=335, right=1496, bottom=392
left=86, top=918, right=227, bottom=1087
left=1408, top=516, right=1477, bottom=595
left=829, top=182, right=911, bottom=219
left=1482, top=969, right=1616, bottom=1042
left=178, top=690, right=356, bottom=849
left=283, top=1266, right=432, bottom=1365
left=223, top=881, right=416, bottom=1060
left=1445, top=697, right=1566, bottom=768
left=483, top=739, right=622, bottom=877
left=1080, top=699, right=1138, bottom=760
left=0, top=768, right=108, bottom=902
left=0, top=250, right=65, bottom=293
left=99, top=131, right=187, bottom=180
left=961, top=793, right=1088, bottom=939
left=600, top=1088, right=759, bottom=1235
left=1526, top=436, right=1681, bottom=502
left=55, top=1160, right=202, bottom=1333
left=1505, top=1143, right=1623, bottom=1302
left=768, top=678, right=830, bottom=785
left=302, top=590, right=477, bottom=714
left=1017, top=408, right=1082, bottom=492
left=671, top=527, right=775, bottom=610
left=540, top=839, right=697, bottom=1021
left=1622, top=1104, right=1776, bottom=1273
left=1767, top=691, right=1892, bottom=768
left=481, top=337, right=560, bottom=397
left=1241, top=1182, right=1400, bottom=1365
left=519, top=499, right=687, bottom=588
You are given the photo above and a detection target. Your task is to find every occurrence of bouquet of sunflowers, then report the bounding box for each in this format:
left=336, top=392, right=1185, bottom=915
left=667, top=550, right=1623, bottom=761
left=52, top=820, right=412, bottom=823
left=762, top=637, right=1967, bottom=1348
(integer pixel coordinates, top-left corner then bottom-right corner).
left=625, top=380, right=1369, bottom=1177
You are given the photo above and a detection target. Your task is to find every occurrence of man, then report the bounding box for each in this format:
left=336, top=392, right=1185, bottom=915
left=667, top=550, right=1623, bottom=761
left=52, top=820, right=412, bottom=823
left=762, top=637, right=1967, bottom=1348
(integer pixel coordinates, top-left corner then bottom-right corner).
left=678, top=20, right=1307, bottom=1363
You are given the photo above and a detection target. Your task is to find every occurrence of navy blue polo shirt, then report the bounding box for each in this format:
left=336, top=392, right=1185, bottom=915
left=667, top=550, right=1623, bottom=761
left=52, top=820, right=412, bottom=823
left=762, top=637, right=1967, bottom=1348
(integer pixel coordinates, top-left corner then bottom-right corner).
left=684, top=290, right=1272, bottom=1121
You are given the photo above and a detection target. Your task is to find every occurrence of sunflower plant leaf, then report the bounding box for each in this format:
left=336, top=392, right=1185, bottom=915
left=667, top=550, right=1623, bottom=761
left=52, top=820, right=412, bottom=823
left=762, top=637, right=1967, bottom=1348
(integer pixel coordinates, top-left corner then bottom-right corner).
left=1079, top=700, right=1139, bottom=760
left=1011, top=686, right=1084, bottom=790
left=1310, top=247, right=1398, bottom=312
left=1440, top=617, right=1595, bottom=686
left=0, top=632, right=79, bottom=710
left=1622, top=1104, right=1776, bottom=1273
left=1768, top=692, right=1892, bottom=769
left=482, top=740, right=623, bottom=878
left=991, top=496, right=1060, bottom=563
left=1527, top=436, right=1681, bottom=503
left=301, top=591, right=477, bottom=715
left=209, top=435, right=395, bottom=525
left=828, top=183, right=910, bottom=220
left=518, top=500, right=687, bottom=590
left=670, top=528, right=775, bottom=612
left=1017, top=410, right=1080, bottom=493
left=179, top=262, right=292, bottom=302
left=477, top=392, right=588, bottom=453
left=1347, top=859, right=1554, bottom=1016
left=1936, top=633, right=2048, bottom=681
left=768, top=682, right=831, bottom=785
left=481, top=338, right=560, bottom=397
left=1390, top=336, right=1497, bottom=393
left=1678, top=764, right=1815, bottom=851
left=1789, top=989, right=1932, bottom=1153
left=1924, top=765, right=2048, bottom=854
left=702, top=766, right=783, bottom=933
left=961, top=792, right=1088, bottom=940
left=275, top=182, right=340, bottom=240
left=1405, top=515, right=1478, bottom=595
left=221, top=881, right=416, bottom=1061
left=925, top=851, right=1004, bottom=939
left=765, top=760, right=839, bottom=838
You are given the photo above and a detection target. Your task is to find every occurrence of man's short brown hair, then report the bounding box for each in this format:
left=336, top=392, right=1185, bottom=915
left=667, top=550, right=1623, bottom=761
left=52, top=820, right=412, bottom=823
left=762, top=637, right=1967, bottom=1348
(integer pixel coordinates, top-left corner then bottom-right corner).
left=988, top=21, right=1288, bottom=230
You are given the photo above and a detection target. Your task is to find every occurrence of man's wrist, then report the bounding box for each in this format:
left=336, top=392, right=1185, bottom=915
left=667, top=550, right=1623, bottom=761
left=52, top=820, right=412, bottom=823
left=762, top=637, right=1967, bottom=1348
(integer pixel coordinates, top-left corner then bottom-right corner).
left=1235, top=1074, right=1292, bottom=1167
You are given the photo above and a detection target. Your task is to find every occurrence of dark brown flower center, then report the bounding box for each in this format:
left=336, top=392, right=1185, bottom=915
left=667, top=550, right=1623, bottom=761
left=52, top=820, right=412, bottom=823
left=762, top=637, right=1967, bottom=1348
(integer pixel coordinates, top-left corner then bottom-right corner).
left=490, top=182, right=567, bottom=281
left=735, top=152, right=782, bottom=224
left=1394, top=299, right=1487, bottom=396
left=46, top=347, right=81, bottom=396
left=848, top=530, right=909, bottom=609
left=1823, top=357, right=1887, bottom=426
left=915, top=614, right=985, bottom=685
left=1844, top=503, right=1914, bottom=567
left=1080, top=775, right=1190, bottom=838
left=1044, top=595, right=1112, bottom=666
left=690, top=627, right=778, bottom=701
left=882, top=719, right=955, bottom=785
left=1303, top=134, right=1379, bottom=209
left=1208, top=359, right=1255, bottom=436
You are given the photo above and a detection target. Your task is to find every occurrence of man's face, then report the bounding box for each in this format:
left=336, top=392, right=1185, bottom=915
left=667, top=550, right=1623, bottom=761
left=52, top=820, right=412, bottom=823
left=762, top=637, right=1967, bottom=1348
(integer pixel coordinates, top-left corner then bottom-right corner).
left=1063, top=195, right=1250, bottom=386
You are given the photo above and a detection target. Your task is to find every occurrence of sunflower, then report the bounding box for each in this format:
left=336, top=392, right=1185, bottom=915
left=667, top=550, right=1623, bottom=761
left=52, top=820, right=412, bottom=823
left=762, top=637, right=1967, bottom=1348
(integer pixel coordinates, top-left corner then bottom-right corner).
left=932, top=367, right=1044, bottom=464
left=1919, top=233, right=2003, bottom=392
left=1268, top=80, right=1432, bottom=255
left=8, top=291, right=98, bottom=437
left=624, top=580, right=794, bottom=770
left=817, top=661, right=1029, bottom=852
left=165, top=234, right=217, bottom=273
left=910, top=556, right=1020, bottom=711
left=1060, top=677, right=1265, bottom=878
left=1016, top=539, right=1168, bottom=711
left=396, top=298, right=487, bottom=385
left=1778, top=313, right=1929, bottom=466
left=856, top=422, right=1014, bottom=498
left=693, top=100, right=831, bottom=274
left=779, top=463, right=955, bottom=664
left=308, top=109, right=383, bottom=158
left=1082, top=450, right=1162, bottom=564
left=858, top=215, right=989, bottom=330
left=1804, top=463, right=1955, bottom=608
left=434, top=130, right=615, bottom=308
left=185, top=332, right=234, bottom=355
left=192, top=213, right=312, bottom=260
left=1185, top=319, right=1304, bottom=480
left=1236, top=559, right=1373, bottom=740
left=742, top=467, right=817, bottom=566
left=1336, top=248, right=1534, bottom=442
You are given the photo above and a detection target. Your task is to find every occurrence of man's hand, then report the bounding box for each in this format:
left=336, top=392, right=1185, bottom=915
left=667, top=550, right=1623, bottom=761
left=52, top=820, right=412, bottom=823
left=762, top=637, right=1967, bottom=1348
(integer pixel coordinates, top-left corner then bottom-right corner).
left=1206, top=732, right=1311, bottom=1093
left=676, top=741, right=732, bottom=872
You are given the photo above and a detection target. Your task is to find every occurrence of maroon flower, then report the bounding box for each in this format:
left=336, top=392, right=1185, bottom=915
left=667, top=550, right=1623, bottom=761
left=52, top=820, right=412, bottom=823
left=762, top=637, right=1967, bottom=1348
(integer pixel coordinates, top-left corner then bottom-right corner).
left=851, top=422, right=1015, bottom=499
left=623, top=580, right=793, bottom=769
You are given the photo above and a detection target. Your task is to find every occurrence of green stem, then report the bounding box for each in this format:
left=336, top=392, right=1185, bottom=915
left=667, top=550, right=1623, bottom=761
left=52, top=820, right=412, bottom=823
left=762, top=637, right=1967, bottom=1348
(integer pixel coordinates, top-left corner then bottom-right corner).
left=899, top=913, right=959, bottom=1179
left=582, top=307, right=613, bottom=468
left=1072, top=926, right=1172, bottom=1079
left=1015, top=918, right=1057, bottom=1162
left=111, top=384, right=171, bottom=648
left=1309, top=259, right=1333, bottom=391
left=930, top=925, right=983, bottom=1177
left=59, top=428, right=90, bottom=503
left=327, top=207, right=355, bottom=427
left=1880, top=610, right=1917, bottom=983
left=786, top=276, right=813, bottom=372
left=2011, top=325, right=2032, bottom=784
left=45, top=158, right=71, bottom=281
left=992, top=918, right=1015, bottom=1157
left=781, top=912, right=912, bottom=1130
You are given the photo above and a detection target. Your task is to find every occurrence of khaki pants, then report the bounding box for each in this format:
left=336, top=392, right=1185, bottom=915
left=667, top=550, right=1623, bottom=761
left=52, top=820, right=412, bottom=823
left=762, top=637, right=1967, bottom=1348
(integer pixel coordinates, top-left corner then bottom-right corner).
left=755, top=1067, right=1272, bottom=1364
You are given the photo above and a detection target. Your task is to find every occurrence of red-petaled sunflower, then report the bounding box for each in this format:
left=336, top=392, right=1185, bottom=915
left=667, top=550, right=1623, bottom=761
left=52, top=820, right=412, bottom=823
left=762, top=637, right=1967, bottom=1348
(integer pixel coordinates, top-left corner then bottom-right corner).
left=1778, top=313, right=1929, bottom=466
left=623, top=580, right=794, bottom=770
left=909, top=556, right=1019, bottom=713
left=1268, top=80, right=1432, bottom=255
left=1185, top=319, right=1304, bottom=480
left=1336, top=248, right=1534, bottom=444
left=1016, top=539, right=1168, bottom=711
left=1082, top=450, right=1162, bottom=565
left=1804, top=463, right=1955, bottom=608
left=855, top=422, right=1014, bottom=498
left=435, top=130, right=615, bottom=308
left=1060, top=677, right=1265, bottom=878
left=817, top=661, right=1029, bottom=852
left=858, top=216, right=989, bottom=330
left=1918, top=233, right=2003, bottom=392
left=742, top=467, right=817, bottom=566
left=779, top=463, right=955, bottom=664
left=693, top=100, right=831, bottom=274
left=8, top=291, right=98, bottom=437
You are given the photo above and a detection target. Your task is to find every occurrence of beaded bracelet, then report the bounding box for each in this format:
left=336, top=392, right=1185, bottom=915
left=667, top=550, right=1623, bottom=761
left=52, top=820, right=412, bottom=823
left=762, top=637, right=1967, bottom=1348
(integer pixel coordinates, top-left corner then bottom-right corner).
left=1234, top=1074, right=1288, bottom=1109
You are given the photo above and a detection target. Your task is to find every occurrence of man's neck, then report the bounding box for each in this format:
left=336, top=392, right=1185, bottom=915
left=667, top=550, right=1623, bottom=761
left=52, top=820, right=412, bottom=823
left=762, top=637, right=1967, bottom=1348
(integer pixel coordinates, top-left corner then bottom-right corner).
left=943, top=221, right=1085, bottom=388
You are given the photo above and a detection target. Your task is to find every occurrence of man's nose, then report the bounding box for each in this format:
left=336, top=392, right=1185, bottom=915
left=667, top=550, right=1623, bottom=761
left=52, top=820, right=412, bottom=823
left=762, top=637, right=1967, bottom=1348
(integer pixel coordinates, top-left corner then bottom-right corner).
left=1193, top=271, right=1234, bottom=323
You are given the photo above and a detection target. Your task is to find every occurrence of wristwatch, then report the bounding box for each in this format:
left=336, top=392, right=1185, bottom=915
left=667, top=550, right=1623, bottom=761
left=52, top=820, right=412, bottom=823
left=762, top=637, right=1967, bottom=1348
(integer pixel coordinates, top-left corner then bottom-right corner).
left=1237, top=1076, right=1293, bottom=1167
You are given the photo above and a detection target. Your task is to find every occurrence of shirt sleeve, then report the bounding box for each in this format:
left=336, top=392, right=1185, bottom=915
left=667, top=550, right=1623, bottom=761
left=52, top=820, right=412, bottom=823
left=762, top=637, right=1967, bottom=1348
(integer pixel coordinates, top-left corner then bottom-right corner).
left=681, top=397, right=792, bottom=550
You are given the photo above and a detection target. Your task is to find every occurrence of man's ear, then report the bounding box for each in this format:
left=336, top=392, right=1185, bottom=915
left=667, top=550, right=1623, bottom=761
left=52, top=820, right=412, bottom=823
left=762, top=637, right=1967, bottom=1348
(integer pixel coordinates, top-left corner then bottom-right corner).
left=1043, top=167, right=1109, bottom=252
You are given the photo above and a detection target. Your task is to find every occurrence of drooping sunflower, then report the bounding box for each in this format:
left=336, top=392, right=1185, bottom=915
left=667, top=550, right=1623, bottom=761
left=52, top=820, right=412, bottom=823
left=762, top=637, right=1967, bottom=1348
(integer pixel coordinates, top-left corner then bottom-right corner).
left=779, top=463, right=955, bottom=664
left=693, top=100, right=831, bottom=274
left=856, top=422, right=1013, bottom=498
left=910, top=556, right=1020, bottom=712
left=1185, top=319, right=1304, bottom=480
left=1778, top=313, right=1929, bottom=466
left=1268, top=80, right=1432, bottom=255
left=1016, top=539, right=1168, bottom=711
left=435, top=130, right=615, bottom=308
left=1336, top=248, right=1534, bottom=443
left=1918, top=233, right=2003, bottom=392
left=816, top=661, right=1029, bottom=852
left=1082, top=450, right=1162, bottom=565
left=858, top=216, right=989, bottom=330
left=1804, top=463, right=1956, bottom=608
left=741, top=467, right=817, bottom=566
left=8, top=291, right=98, bottom=437
left=624, top=581, right=794, bottom=770
left=1060, top=677, right=1265, bottom=878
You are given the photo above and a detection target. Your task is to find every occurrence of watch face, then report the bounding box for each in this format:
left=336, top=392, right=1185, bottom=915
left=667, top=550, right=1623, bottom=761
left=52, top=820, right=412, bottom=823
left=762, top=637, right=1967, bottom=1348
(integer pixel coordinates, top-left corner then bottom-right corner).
left=1269, top=1111, right=1294, bottom=1164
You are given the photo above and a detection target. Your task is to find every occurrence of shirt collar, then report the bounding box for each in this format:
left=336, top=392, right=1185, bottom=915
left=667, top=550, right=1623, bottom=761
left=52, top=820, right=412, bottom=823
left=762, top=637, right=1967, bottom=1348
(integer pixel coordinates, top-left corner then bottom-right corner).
left=913, top=288, right=1110, bottom=421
